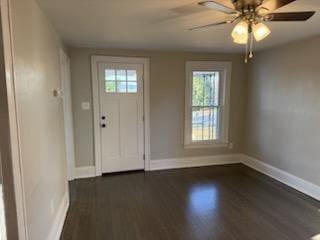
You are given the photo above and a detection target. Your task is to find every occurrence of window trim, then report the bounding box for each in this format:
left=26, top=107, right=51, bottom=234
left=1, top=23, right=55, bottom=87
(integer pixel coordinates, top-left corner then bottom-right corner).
left=184, top=61, right=232, bottom=149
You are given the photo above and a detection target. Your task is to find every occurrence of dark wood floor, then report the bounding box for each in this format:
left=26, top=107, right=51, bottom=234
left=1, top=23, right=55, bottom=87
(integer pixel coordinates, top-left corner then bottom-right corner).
left=61, top=164, right=320, bottom=240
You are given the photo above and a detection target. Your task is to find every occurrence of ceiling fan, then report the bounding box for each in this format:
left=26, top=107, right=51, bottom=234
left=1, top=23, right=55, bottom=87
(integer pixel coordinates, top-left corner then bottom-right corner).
left=190, top=0, right=316, bottom=62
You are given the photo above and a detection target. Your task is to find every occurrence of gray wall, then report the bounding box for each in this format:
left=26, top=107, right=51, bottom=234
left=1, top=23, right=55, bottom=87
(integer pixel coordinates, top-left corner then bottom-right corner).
left=70, top=47, right=248, bottom=167
left=245, top=36, right=320, bottom=186
left=11, top=0, right=68, bottom=239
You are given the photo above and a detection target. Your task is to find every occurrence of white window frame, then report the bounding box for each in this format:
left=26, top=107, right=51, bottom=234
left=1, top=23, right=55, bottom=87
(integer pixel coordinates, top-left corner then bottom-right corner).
left=184, top=61, right=231, bottom=149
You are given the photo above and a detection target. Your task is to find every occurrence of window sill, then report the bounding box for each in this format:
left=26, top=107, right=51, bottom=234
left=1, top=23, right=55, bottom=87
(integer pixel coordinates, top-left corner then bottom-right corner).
left=184, top=142, right=229, bottom=149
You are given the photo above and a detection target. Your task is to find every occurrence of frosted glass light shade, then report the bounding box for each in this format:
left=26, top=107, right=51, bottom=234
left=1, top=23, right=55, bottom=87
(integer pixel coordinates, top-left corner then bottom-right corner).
left=233, top=36, right=248, bottom=44
left=231, top=21, right=249, bottom=45
left=253, top=22, right=271, bottom=41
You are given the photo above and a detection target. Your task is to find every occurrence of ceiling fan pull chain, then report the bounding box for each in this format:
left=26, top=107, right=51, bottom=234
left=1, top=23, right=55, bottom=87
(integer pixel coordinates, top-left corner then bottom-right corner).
left=249, top=32, right=254, bottom=59
left=245, top=37, right=249, bottom=63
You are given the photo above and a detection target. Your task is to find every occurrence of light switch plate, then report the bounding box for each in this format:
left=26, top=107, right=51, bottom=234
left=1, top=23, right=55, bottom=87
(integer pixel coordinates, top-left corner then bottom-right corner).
left=81, top=102, right=90, bottom=110
left=53, top=89, right=63, bottom=98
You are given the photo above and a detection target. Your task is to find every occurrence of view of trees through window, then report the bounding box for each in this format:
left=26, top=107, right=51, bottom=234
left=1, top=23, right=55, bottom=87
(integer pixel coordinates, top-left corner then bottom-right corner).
left=192, top=71, right=220, bottom=141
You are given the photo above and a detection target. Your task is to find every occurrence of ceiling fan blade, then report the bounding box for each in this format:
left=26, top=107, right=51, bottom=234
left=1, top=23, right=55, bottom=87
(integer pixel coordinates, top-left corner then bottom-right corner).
left=199, top=1, right=239, bottom=14
left=189, top=18, right=236, bottom=30
left=264, top=11, right=315, bottom=21
left=259, top=0, right=296, bottom=13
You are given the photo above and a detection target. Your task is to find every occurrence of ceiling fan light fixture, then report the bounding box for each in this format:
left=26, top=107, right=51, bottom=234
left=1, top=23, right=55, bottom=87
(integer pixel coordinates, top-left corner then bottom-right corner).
left=253, top=22, right=271, bottom=42
left=233, top=36, right=248, bottom=44
left=231, top=21, right=249, bottom=44
left=194, top=0, right=315, bottom=62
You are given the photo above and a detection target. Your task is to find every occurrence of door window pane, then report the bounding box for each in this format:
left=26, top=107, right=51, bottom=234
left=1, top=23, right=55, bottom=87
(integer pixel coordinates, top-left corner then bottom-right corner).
left=105, top=69, right=138, bottom=93
left=105, top=69, right=116, bottom=81
left=127, top=82, right=137, bottom=93
left=127, top=70, right=137, bottom=81
left=117, top=81, right=127, bottom=92
left=116, top=70, right=126, bottom=81
left=106, top=81, right=116, bottom=93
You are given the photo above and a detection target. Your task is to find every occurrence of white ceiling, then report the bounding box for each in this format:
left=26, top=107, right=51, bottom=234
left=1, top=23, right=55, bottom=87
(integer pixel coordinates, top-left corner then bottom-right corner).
left=37, top=0, right=320, bottom=52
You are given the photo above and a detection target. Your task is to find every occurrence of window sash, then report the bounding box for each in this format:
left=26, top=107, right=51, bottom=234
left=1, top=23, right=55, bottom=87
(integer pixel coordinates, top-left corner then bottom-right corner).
left=184, top=61, right=231, bottom=148
left=191, top=106, right=221, bottom=142
left=191, top=71, right=220, bottom=108
left=190, top=70, right=221, bottom=142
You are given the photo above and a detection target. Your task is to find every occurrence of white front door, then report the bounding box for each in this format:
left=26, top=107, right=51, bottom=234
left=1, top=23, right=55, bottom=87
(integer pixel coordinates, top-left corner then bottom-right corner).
left=98, top=62, right=144, bottom=173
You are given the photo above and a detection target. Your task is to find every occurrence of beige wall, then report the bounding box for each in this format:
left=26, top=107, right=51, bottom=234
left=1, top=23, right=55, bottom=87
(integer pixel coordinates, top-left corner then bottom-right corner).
left=70, top=47, right=248, bottom=167
left=11, top=0, right=68, bottom=239
left=245, top=36, right=320, bottom=186
left=0, top=17, right=18, bottom=239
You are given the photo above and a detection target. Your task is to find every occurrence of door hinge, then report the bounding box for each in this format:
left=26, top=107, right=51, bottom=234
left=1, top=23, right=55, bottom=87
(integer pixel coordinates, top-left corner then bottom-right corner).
left=142, top=115, right=145, bottom=122
left=143, top=154, right=145, bottom=160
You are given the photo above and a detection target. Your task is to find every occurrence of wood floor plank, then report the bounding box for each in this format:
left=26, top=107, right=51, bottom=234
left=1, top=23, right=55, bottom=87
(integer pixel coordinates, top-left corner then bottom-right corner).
left=61, top=164, right=320, bottom=240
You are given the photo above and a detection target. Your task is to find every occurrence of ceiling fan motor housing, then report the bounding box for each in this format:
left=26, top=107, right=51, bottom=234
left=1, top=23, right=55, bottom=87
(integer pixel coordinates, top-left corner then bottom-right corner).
left=232, top=0, right=264, bottom=11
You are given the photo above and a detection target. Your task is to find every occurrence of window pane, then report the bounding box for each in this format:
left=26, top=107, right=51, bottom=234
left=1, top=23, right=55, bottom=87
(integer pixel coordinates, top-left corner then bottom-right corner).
left=127, top=82, right=137, bottom=93
left=192, top=74, right=204, bottom=106
left=116, top=70, right=126, bottom=81
left=106, top=81, right=116, bottom=92
left=192, top=108, right=203, bottom=141
left=105, top=69, right=116, bottom=81
left=192, top=107, right=219, bottom=141
left=117, top=81, right=127, bottom=92
left=192, top=71, right=219, bottom=107
left=213, top=73, right=219, bottom=106
left=127, top=70, right=137, bottom=82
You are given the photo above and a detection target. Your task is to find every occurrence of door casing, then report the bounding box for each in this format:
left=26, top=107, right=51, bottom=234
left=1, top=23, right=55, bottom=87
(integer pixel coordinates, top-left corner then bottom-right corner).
left=0, top=0, right=28, bottom=238
left=60, top=49, right=75, bottom=181
left=91, top=56, right=150, bottom=176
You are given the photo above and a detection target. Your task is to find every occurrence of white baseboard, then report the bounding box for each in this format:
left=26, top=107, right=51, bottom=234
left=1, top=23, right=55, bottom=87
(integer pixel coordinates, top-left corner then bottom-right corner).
left=150, top=154, right=242, bottom=171
left=47, top=191, right=69, bottom=240
left=75, top=166, right=96, bottom=179
left=73, top=155, right=320, bottom=201
left=242, top=155, right=320, bottom=201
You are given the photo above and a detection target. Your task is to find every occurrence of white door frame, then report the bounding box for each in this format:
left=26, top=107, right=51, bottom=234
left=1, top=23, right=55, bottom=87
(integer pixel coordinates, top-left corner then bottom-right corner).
left=1, top=0, right=28, bottom=238
left=91, top=56, right=150, bottom=176
left=59, top=49, right=75, bottom=181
